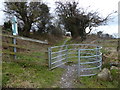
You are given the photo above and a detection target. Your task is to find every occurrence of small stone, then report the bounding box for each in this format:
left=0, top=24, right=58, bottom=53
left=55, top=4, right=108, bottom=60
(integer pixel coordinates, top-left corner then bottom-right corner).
left=110, top=61, right=119, bottom=67
left=97, top=68, right=112, bottom=81
left=110, top=66, right=119, bottom=70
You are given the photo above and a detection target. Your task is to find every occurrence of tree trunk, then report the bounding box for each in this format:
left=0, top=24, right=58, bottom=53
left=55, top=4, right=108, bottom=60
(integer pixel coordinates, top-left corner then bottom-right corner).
left=22, top=22, right=32, bottom=37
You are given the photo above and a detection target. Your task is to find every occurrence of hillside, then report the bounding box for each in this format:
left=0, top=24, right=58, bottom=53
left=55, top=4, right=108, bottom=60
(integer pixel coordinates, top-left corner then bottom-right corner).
left=1, top=29, right=120, bottom=88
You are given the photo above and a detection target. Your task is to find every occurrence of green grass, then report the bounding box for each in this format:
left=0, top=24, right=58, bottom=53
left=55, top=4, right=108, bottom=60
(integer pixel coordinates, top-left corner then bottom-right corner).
left=54, top=38, right=66, bottom=46
left=76, top=75, right=119, bottom=88
left=2, top=35, right=65, bottom=88
left=2, top=34, right=119, bottom=88
left=17, top=52, right=45, bottom=62
left=2, top=49, right=64, bottom=88
left=2, top=60, right=64, bottom=88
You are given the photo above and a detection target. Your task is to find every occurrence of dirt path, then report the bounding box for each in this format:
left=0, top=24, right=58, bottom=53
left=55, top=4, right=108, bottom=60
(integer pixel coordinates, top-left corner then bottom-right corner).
left=59, top=64, right=77, bottom=88
left=57, top=37, right=78, bottom=88
left=57, top=39, right=99, bottom=88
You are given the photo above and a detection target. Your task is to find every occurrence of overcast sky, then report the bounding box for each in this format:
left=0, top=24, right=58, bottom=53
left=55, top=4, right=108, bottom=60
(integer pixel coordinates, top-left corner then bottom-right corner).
left=0, top=0, right=119, bottom=35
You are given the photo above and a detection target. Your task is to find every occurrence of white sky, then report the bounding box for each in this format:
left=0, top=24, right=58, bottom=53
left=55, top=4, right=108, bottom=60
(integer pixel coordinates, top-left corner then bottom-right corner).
left=0, top=0, right=119, bottom=35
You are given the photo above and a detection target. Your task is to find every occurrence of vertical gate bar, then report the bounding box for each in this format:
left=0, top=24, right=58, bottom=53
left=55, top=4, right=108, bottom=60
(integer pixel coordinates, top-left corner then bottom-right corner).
left=95, top=46, right=100, bottom=71
left=78, top=49, right=80, bottom=76
left=96, top=46, right=99, bottom=61
left=96, top=46, right=102, bottom=71
left=48, top=48, right=51, bottom=70
left=96, top=46, right=99, bottom=72
left=100, top=52, right=102, bottom=71
left=98, top=47, right=102, bottom=71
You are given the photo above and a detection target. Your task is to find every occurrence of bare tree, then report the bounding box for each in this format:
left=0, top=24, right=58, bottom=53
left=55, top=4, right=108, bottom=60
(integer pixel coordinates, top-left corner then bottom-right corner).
left=55, top=1, right=116, bottom=40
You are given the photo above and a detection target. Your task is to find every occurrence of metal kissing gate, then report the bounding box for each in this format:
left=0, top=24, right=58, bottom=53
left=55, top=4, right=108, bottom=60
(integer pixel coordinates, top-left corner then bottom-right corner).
left=48, top=44, right=102, bottom=77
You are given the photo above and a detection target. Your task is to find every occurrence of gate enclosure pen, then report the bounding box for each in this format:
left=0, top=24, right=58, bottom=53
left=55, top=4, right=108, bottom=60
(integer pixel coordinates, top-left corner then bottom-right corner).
left=48, top=44, right=102, bottom=77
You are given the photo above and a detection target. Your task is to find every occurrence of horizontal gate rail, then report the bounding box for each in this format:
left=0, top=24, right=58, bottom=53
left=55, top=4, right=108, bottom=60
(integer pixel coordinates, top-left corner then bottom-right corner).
left=51, top=62, right=66, bottom=70
left=51, top=54, right=66, bottom=60
left=68, top=44, right=98, bottom=46
left=80, top=64, right=102, bottom=70
left=51, top=49, right=67, bottom=54
left=77, top=49, right=97, bottom=51
left=68, top=56, right=78, bottom=58
left=80, top=53, right=102, bottom=58
left=50, top=45, right=66, bottom=49
left=51, top=58, right=66, bottom=65
left=80, top=59, right=102, bottom=64
left=80, top=74, right=97, bottom=77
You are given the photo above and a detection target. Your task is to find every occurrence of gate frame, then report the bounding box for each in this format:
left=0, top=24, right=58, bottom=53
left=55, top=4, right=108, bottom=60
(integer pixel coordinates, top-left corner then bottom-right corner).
left=48, top=44, right=102, bottom=76
left=77, top=47, right=102, bottom=77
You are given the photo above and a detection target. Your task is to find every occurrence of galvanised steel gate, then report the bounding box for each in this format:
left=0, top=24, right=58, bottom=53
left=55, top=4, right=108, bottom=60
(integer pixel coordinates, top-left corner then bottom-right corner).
left=48, top=45, right=68, bottom=70
left=48, top=44, right=102, bottom=76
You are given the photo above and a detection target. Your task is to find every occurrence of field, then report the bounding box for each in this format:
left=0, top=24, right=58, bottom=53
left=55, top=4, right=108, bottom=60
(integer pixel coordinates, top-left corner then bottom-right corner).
left=1, top=29, right=120, bottom=88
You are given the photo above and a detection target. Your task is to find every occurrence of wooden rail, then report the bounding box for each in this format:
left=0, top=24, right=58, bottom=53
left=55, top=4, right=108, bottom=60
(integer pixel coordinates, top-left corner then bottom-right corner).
left=1, top=34, right=48, bottom=44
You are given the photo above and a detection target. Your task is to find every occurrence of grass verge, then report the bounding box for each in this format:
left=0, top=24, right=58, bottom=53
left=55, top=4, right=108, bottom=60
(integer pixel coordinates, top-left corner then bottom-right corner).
left=2, top=34, right=66, bottom=88
left=2, top=61, right=64, bottom=88
left=75, top=73, right=119, bottom=88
